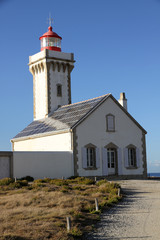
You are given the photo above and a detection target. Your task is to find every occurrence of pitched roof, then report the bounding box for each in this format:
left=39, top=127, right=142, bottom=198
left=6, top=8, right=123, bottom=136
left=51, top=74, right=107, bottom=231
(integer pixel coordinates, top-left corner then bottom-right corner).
left=13, top=94, right=110, bottom=140
left=12, top=93, right=147, bottom=141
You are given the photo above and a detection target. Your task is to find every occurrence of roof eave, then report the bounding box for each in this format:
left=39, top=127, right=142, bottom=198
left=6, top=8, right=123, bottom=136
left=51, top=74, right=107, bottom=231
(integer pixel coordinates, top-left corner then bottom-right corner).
left=71, top=94, right=111, bottom=130
left=71, top=94, right=147, bottom=134
left=11, top=128, right=71, bottom=143
left=109, top=95, right=147, bottom=134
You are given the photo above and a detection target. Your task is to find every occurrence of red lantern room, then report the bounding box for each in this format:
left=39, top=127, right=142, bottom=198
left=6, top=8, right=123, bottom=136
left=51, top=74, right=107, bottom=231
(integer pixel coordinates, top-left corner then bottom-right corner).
left=39, top=25, right=62, bottom=52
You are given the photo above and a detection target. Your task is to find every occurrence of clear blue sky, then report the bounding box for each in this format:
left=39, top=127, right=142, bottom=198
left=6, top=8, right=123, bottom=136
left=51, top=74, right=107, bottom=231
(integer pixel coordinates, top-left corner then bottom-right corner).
left=0, top=0, right=160, bottom=172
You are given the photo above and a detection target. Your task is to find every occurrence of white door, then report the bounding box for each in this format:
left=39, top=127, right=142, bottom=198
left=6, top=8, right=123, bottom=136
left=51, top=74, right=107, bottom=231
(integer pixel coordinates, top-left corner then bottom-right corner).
left=0, top=157, right=10, bottom=179
left=107, top=149, right=116, bottom=175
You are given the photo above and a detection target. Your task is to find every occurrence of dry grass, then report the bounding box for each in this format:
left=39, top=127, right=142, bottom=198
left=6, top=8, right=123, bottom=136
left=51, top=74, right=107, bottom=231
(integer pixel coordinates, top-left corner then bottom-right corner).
left=0, top=178, right=121, bottom=240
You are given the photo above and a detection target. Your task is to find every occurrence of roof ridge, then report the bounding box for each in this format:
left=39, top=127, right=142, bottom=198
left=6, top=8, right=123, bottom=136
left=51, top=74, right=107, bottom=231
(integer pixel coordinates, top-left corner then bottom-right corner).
left=60, top=94, right=110, bottom=108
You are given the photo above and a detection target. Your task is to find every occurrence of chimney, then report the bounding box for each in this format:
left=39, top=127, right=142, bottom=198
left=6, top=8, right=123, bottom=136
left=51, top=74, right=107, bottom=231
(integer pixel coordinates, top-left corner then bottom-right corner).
left=118, top=92, right=127, bottom=111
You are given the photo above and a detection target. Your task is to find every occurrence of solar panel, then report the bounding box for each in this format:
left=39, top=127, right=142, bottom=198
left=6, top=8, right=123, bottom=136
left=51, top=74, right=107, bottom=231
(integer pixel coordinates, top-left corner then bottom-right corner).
left=13, top=94, right=109, bottom=139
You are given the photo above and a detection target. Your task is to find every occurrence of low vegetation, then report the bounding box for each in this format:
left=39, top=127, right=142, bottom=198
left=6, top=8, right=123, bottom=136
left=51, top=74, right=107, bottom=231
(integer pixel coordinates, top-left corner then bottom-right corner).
left=0, top=177, right=121, bottom=240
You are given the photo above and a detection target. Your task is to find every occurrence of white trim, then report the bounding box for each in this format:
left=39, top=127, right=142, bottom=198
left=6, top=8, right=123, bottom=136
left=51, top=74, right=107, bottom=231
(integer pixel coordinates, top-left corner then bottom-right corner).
left=96, top=148, right=100, bottom=168
left=117, top=148, right=122, bottom=175
left=82, top=147, right=87, bottom=168
left=102, top=147, right=108, bottom=176
left=124, top=148, right=129, bottom=168
left=136, top=148, right=140, bottom=168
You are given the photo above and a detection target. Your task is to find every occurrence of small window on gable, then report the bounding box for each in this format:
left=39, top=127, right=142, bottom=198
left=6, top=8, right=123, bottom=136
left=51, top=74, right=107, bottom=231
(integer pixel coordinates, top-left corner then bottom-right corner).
left=57, top=84, right=62, bottom=97
left=106, top=114, right=115, bottom=132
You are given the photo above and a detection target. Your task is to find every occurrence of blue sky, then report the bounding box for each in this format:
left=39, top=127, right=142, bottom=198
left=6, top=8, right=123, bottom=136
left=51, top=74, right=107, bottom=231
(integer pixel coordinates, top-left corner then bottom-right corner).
left=0, top=0, right=160, bottom=172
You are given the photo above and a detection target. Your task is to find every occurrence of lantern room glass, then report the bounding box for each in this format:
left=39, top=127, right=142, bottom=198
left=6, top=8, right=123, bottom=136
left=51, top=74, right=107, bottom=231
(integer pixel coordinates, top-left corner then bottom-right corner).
left=41, top=37, right=61, bottom=49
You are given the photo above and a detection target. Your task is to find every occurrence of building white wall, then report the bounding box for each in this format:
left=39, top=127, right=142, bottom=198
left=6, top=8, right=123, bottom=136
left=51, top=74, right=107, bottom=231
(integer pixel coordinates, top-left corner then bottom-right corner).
left=0, top=156, right=10, bottom=179
left=76, top=97, right=145, bottom=177
left=29, top=49, right=74, bottom=64
left=29, top=49, right=74, bottom=120
left=13, top=132, right=72, bottom=151
left=13, top=151, right=73, bottom=179
left=34, top=68, right=47, bottom=120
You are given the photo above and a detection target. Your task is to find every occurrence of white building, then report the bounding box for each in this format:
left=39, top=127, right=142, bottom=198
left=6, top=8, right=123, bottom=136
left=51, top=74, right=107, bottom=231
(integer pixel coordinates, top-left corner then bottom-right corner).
left=11, top=24, right=147, bottom=179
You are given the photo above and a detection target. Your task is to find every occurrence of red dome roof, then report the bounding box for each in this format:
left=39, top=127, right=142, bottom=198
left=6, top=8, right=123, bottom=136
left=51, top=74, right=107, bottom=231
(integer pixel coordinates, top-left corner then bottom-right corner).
left=39, top=26, right=62, bottom=40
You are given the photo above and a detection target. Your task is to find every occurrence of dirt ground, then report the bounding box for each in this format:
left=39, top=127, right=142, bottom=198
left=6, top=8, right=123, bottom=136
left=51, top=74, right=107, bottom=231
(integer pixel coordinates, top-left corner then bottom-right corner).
left=86, top=179, right=160, bottom=240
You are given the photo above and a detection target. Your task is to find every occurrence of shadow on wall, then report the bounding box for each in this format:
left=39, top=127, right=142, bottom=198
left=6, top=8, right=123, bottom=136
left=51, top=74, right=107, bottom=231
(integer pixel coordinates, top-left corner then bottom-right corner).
left=9, top=151, right=73, bottom=180
left=0, top=151, right=13, bottom=179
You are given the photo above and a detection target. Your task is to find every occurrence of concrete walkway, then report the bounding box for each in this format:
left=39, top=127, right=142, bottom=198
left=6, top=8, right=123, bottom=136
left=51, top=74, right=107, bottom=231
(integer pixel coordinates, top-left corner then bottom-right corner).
left=86, top=180, right=160, bottom=240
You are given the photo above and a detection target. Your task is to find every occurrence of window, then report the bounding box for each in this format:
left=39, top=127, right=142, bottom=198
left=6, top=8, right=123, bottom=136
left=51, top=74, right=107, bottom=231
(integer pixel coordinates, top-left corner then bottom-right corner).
left=87, top=147, right=96, bottom=168
left=128, top=148, right=136, bottom=167
left=107, top=148, right=115, bottom=168
left=40, top=37, right=61, bottom=48
left=124, top=145, right=139, bottom=168
left=106, top=114, right=115, bottom=132
left=57, top=84, right=62, bottom=97
left=82, top=144, right=100, bottom=169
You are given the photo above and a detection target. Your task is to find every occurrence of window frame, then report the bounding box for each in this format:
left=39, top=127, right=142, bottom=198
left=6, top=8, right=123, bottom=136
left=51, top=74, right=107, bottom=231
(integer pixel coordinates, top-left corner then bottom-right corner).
left=107, top=148, right=116, bottom=169
left=57, top=84, right=62, bottom=97
left=125, top=144, right=138, bottom=169
left=128, top=147, right=136, bottom=168
left=87, top=147, right=96, bottom=168
left=106, top=114, right=115, bottom=132
left=82, top=143, right=99, bottom=170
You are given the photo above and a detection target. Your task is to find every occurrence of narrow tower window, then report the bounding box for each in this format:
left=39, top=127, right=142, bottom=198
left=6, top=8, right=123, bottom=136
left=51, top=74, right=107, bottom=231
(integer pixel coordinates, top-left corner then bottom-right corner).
left=57, top=84, right=62, bottom=97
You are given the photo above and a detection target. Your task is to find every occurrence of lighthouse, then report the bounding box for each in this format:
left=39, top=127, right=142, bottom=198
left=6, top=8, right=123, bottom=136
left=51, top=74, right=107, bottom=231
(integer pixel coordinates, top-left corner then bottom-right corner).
left=39, top=25, right=62, bottom=52
left=29, top=22, right=75, bottom=120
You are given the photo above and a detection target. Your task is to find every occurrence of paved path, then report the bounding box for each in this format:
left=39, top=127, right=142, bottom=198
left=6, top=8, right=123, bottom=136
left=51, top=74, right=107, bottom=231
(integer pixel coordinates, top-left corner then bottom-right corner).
left=86, top=180, right=160, bottom=240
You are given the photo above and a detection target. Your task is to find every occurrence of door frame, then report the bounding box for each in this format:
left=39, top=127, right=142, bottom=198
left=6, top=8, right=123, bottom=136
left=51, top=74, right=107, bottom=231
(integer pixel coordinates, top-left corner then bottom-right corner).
left=104, top=142, right=118, bottom=176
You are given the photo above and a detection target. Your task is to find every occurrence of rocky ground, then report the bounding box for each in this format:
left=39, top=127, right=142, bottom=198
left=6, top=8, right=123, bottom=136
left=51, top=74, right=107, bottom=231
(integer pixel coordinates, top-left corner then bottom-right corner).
left=86, top=180, right=160, bottom=240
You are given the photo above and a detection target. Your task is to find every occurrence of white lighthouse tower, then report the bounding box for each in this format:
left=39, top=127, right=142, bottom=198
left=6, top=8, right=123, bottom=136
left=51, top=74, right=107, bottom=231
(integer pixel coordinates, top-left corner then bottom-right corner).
left=29, top=22, right=74, bottom=120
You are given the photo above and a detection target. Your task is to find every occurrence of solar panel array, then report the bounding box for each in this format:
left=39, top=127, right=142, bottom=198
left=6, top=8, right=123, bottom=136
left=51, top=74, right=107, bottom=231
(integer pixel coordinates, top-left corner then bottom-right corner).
left=13, top=94, right=109, bottom=139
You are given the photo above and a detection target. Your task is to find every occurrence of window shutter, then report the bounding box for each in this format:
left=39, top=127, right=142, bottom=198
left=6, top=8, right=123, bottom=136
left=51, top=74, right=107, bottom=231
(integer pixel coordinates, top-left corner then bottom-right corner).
left=102, top=148, right=108, bottom=175
left=82, top=147, right=87, bottom=168
left=117, top=148, right=122, bottom=175
left=136, top=148, right=140, bottom=168
left=108, top=115, right=114, bottom=131
left=96, top=148, right=100, bottom=168
left=124, top=148, right=129, bottom=168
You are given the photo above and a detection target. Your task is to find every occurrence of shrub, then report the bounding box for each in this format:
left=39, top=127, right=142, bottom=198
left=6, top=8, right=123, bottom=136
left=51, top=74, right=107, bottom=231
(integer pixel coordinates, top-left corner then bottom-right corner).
left=68, top=227, right=82, bottom=237
left=0, top=178, right=14, bottom=186
left=50, top=179, right=69, bottom=186
left=98, top=182, right=119, bottom=194
left=72, top=186, right=82, bottom=191
left=90, top=210, right=101, bottom=214
left=32, top=182, right=44, bottom=188
left=9, top=182, right=21, bottom=189
left=34, top=179, right=45, bottom=183
left=9, top=180, right=28, bottom=189
left=60, top=186, right=69, bottom=193
left=96, top=179, right=108, bottom=186
left=75, top=177, right=94, bottom=185
left=84, top=204, right=95, bottom=213
left=43, top=178, right=51, bottom=183
left=67, top=176, right=77, bottom=180
left=20, top=176, right=34, bottom=182
left=67, top=177, right=95, bottom=185
left=19, top=180, right=28, bottom=186
left=73, top=210, right=83, bottom=219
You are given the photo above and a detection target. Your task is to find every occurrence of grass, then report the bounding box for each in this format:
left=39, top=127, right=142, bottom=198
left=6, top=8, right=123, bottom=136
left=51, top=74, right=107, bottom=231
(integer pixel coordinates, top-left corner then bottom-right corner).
left=0, top=177, right=121, bottom=240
